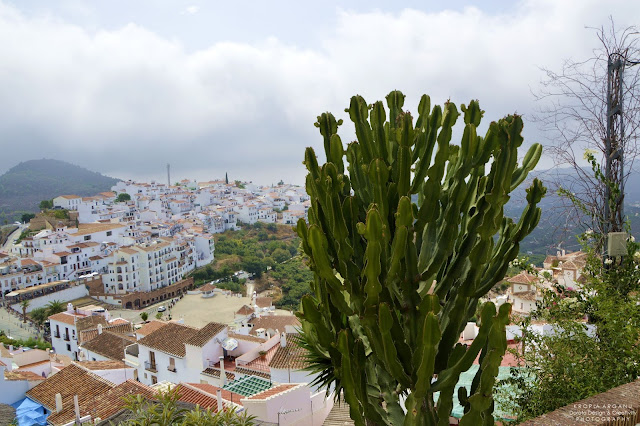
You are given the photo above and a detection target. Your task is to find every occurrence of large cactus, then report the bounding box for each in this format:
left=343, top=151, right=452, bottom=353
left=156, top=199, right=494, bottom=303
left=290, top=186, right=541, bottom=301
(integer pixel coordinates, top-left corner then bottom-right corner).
left=296, top=91, right=546, bottom=426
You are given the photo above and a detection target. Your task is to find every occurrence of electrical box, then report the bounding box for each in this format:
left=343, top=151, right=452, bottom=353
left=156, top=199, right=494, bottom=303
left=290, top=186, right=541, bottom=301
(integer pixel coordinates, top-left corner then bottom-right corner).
left=607, top=232, right=628, bottom=257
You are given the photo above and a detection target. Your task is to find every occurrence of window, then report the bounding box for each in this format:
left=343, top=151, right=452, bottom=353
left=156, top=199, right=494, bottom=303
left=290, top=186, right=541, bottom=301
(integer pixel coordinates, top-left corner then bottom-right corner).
left=66, top=344, right=71, bottom=351
left=106, top=231, right=112, bottom=236
left=84, top=235, right=91, bottom=241
left=151, top=376, right=158, bottom=384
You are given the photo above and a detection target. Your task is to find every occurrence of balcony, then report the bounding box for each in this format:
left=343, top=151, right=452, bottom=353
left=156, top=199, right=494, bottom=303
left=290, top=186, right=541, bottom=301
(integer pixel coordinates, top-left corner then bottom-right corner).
left=144, top=361, right=157, bottom=373
left=53, top=331, right=61, bottom=338
left=167, top=365, right=177, bottom=373
left=63, top=333, right=70, bottom=341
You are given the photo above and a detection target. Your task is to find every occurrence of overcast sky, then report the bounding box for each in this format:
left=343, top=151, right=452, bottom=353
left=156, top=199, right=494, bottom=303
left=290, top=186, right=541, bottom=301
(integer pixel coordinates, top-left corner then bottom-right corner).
left=0, top=0, right=637, bottom=185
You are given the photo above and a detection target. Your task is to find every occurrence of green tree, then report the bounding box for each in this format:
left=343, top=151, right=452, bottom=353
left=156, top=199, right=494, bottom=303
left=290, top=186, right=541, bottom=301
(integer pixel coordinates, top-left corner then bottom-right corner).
left=242, top=256, right=266, bottom=278
left=121, top=385, right=256, bottom=425
left=140, top=312, right=149, bottom=322
left=39, top=199, right=53, bottom=210
left=20, top=213, right=35, bottom=223
left=271, top=248, right=290, bottom=264
left=19, top=300, right=30, bottom=323
left=155, top=312, right=163, bottom=320
left=495, top=237, right=640, bottom=422
left=30, top=307, right=48, bottom=330
left=46, top=300, right=65, bottom=316
left=116, top=193, right=131, bottom=202
left=296, top=91, right=544, bottom=425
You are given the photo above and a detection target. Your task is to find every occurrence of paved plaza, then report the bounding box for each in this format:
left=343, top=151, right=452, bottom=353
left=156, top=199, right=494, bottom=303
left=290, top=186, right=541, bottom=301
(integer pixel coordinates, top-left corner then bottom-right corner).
left=0, top=307, right=40, bottom=340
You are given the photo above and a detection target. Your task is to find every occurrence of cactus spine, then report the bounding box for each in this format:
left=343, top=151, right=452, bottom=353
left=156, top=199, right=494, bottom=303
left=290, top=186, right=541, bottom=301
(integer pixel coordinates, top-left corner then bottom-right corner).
left=297, top=91, right=545, bottom=425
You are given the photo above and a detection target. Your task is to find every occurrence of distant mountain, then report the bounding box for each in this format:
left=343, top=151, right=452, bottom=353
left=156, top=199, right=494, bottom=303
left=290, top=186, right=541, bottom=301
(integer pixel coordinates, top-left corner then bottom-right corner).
left=506, top=167, right=640, bottom=255
left=0, top=159, right=119, bottom=223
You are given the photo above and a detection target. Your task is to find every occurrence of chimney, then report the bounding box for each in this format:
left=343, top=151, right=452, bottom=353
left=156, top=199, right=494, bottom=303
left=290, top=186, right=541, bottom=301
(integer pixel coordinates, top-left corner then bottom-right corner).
left=55, top=393, right=63, bottom=413
left=281, top=332, right=287, bottom=348
left=67, top=302, right=74, bottom=313
left=562, top=249, right=566, bottom=256
left=219, top=356, right=227, bottom=385
left=216, top=389, right=223, bottom=412
left=556, top=250, right=560, bottom=257
left=97, top=324, right=103, bottom=335
left=74, top=395, right=80, bottom=422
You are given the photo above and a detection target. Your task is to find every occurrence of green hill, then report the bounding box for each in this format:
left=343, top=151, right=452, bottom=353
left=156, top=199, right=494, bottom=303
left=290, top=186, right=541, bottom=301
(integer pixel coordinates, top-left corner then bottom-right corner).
left=0, top=159, right=119, bottom=223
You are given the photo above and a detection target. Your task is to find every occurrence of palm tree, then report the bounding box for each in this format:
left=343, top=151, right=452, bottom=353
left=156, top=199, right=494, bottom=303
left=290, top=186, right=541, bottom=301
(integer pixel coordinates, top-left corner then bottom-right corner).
left=46, top=300, right=65, bottom=316
left=30, top=308, right=48, bottom=331
left=19, top=300, right=30, bottom=323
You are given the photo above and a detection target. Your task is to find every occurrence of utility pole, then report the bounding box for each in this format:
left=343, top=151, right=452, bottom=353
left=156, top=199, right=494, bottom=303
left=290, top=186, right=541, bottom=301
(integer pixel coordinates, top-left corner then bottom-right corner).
left=604, top=52, right=639, bottom=256
left=604, top=54, right=626, bottom=236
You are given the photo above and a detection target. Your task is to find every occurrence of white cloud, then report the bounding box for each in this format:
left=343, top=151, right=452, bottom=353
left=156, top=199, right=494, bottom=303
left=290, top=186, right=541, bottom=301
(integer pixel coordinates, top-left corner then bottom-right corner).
left=0, top=0, right=637, bottom=183
left=182, top=6, right=199, bottom=15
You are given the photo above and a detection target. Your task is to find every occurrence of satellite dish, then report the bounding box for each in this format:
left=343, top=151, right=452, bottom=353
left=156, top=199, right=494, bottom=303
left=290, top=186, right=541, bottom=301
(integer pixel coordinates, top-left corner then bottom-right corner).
left=221, top=338, right=238, bottom=351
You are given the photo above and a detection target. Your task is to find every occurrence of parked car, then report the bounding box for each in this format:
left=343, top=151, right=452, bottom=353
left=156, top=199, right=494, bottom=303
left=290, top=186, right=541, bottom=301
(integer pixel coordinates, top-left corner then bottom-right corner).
left=157, top=306, right=166, bottom=312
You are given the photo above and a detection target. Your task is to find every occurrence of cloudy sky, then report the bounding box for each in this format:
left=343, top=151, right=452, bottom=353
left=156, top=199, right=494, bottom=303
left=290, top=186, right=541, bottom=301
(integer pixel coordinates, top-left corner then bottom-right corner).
left=0, top=1, right=637, bottom=185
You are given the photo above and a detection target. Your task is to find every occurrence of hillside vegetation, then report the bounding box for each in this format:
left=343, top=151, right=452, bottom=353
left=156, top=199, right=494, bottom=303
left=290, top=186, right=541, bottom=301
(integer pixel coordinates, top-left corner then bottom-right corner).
left=0, top=159, right=119, bottom=223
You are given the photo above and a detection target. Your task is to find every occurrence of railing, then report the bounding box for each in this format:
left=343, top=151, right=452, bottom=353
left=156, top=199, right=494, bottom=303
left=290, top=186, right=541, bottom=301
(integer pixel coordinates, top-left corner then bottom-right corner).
left=53, top=331, right=61, bottom=338
left=144, top=361, right=157, bottom=373
left=167, top=365, right=177, bottom=372
left=63, top=333, right=70, bottom=341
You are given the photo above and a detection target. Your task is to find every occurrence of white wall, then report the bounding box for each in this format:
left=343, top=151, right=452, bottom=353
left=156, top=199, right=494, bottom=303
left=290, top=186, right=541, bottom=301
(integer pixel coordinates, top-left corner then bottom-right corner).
left=11, top=285, right=88, bottom=313
left=91, top=367, right=135, bottom=385
left=0, top=365, right=37, bottom=404
left=137, top=345, right=188, bottom=386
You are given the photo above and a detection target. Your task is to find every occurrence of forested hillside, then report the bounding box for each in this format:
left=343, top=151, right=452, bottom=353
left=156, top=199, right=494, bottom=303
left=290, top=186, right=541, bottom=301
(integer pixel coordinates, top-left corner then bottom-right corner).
left=0, top=159, right=119, bottom=223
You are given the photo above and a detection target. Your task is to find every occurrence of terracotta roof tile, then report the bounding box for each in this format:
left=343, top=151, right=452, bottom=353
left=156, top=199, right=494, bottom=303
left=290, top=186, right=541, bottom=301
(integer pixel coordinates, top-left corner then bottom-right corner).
left=228, top=332, right=264, bottom=343
left=26, top=364, right=114, bottom=424
left=186, top=322, right=227, bottom=347
left=136, top=320, right=167, bottom=337
left=75, top=315, right=109, bottom=332
left=175, top=384, right=222, bottom=412
left=137, top=322, right=198, bottom=357
left=254, top=297, right=272, bottom=308
left=201, top=368, right=236, bottom=381
left=81, top=331, right=136, bottom=361
left=269, top=334, right=308, bottom=370
left=507, top=271, right=539, bottom=285
left=54, top=379, right=153, bottom=425
left=235, top=305, right=254, bottom=316
left=248, top=316, right=300, bottom=336
left=247, top=383, right=299, bottom=400
left=233, top=366, right=271, bottom=379
left=76, top=360, right=131, bottom=370
left=79, top=322, right=133, bottom=344
left=186, top=383, right=241, bottom=406
left=48, top=312, right=77, bottom=326
left=4, top=370, right=45, bottom=381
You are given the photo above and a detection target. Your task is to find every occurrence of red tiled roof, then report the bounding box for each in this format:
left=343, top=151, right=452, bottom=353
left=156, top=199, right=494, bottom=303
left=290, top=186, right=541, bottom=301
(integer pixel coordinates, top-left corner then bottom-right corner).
left=186, top=322, right=227, bottom=347
left=235, top=305, right=254, bottom=316
left=48, top=312, right=76, bottom=326
left=255, top=297, right=272, bottom=308
left=187, top=383, right=243, bottom=407
left=58, top=379, right=154, bottom=425
left=247, top=383, right=298, bottom=400
left=137, top=322, right=198, bottom=357
left=81, top=331, right=136, bottom=361
left=76, top=360, right=131, bottom=370
left=4, top=370, right=45, bottom=381
left=135, top=320, right=167, bottom=337
left=269, top=334, right=308, bottom=370
left=176, top=384, right=221, bottom=412
left=26, top=364, right=114, bottom=424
